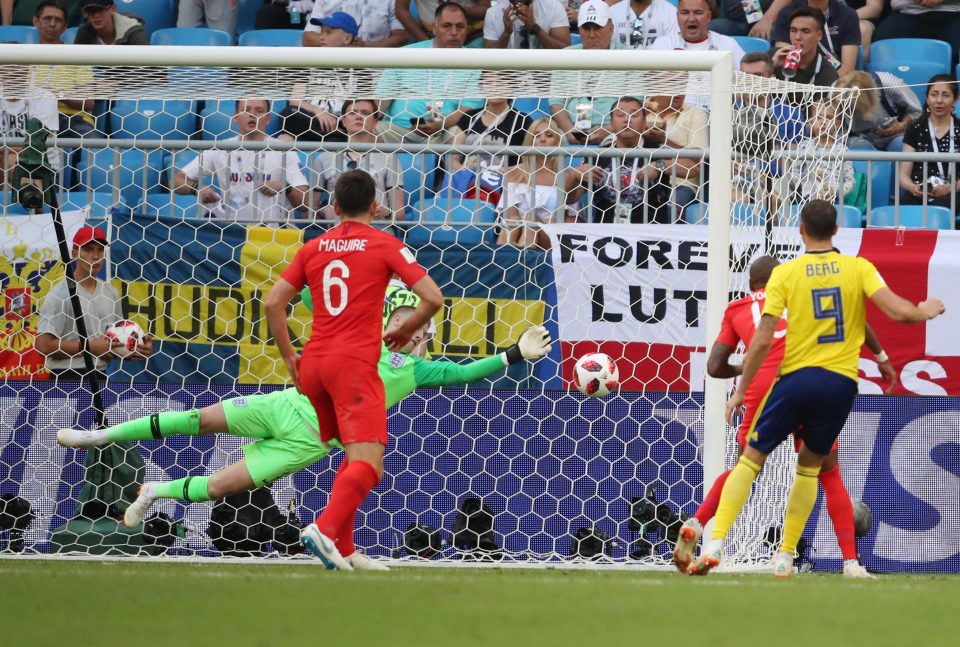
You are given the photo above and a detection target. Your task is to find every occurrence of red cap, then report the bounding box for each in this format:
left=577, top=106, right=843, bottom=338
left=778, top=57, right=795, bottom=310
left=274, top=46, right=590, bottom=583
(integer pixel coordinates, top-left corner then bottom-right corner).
left=72, top=225, right=108, bottom=248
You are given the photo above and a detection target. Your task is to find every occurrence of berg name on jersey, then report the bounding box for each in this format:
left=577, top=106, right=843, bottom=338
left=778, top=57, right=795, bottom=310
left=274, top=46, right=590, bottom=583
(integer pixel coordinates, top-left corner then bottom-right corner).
left=317, top=238, right=369, bottom=253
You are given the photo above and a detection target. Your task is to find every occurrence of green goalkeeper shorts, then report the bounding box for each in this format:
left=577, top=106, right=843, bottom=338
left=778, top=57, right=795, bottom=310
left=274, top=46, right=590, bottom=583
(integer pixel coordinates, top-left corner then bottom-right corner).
left=222, top=391, right=333, bottom=487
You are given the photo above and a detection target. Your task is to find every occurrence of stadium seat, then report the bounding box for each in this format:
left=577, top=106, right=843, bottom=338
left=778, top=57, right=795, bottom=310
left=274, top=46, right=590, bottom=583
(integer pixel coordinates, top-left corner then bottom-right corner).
left=514, top=97, right=551, bottom=120
left=570, top=32, right=581, bottom=46
left=682, top=201, right=766, bottom=226
left=115, top=0, right=175, bottom=38
left=239, top=29, right=304, bottom=47
left=143, top=193, right=212, bottom=219
left=866, top=60, right=946, bottom=103
left=60, top=27, right=77, bottom=44
left=838, top=204, right=863, bottom=228
left=0, top=26, right=38, bottom=43
left=852, top=159, right=893, bottom=210
left=870, top=205, right=953, bottom=229
left=404, top=198, right=497, bottom=246
left=870, top=39, right=951, bottom=75
left=112, top=99, right=196, bottom=140
left=150, top=27, right=232, bottom=46
left=398, top=153, right=439, bottom=208
left=732, top=36, right=769, bottom=54
left=237, top=0, right=262, bottom=36
left=77, top=148, right=166, bottom=214
left=58, top=190, right=117, bottom=219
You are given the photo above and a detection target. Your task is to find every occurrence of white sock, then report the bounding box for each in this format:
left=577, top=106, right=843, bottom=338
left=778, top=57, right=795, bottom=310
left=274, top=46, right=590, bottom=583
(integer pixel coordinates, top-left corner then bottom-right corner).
left=704, top=539, right=723, bottom=555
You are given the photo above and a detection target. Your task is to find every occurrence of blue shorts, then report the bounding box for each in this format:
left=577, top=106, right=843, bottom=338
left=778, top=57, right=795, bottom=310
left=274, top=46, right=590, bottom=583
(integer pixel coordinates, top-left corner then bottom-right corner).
left=747, top=367, right=858, bottom=456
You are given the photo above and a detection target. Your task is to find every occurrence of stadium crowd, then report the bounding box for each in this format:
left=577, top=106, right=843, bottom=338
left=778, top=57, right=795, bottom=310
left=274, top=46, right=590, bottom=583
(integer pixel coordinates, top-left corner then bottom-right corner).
left=1, top=0, right=959, bottom=243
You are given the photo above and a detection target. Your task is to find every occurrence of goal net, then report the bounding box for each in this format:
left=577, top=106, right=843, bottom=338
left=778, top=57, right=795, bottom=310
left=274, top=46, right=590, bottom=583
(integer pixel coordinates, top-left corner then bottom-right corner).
left=0, top=45, right=857, bottom=567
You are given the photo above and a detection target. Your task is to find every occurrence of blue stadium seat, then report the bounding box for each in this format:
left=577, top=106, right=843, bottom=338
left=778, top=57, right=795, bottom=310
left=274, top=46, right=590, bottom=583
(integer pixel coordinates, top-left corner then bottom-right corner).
left=404, top=198, right=497, bottom=245
left=682, top=201, right=766, bottom=226
left=398, top=153, right=439, bottom=208
left=112, top=99, right=196, bottom=140
left=870, top=205, right=953, bottom=229
left=732, top=36, right=769, bottom=54
left=143, top=193, right=211, bottom=219
left=570, top=32, right=581, bottom=46
left=76, top=148, right=166, bottom=214
left=838, top=204, right=863, bottom=228
left=60, top=27, right=77, bottom=44
left=870, top=39, right=951, bottom=74
left=239, top=29, right=303, bottom=47
left=852, top=159, right=893, bottom=210
left=150, top=27, right=232, bottom=46
left=115, top=0, right=175, bottom=38
left=866, top=60, right=946, bottom=103
left=237, top=0, right=262, bottom=36
left=514, top=97, right=551, bottom=120
left=58, top=191, right=117, bottom=219
left=0, top=25, right=38, bottom=43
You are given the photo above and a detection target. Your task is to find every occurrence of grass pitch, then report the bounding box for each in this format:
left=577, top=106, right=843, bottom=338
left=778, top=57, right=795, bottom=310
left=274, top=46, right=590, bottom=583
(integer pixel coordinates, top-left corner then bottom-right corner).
left=1, top=559, right=955, bottom=646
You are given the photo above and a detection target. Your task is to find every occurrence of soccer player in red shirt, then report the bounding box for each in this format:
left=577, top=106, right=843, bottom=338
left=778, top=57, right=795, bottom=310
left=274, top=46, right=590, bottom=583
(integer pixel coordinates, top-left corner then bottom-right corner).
left=673, top=256, right=896, bottom=578
left=265, top=169, right=443, bottom=570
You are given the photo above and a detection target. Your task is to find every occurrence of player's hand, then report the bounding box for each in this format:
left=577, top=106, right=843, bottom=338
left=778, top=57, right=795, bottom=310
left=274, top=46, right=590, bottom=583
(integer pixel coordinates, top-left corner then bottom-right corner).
left=516, top=325, right=552, bottom=360
left=748, top=17, right=774, bottom=40
left=877, top=357, right=898, bottom=394
left=725, top=390, right=745, bottom=425
left=129, top=335, right=154, bottom=360
left=199, top=187, right=221, bottom=204
left=87, top=335, right=119, bottom=357
left=383, top=328, right=413, bottom=352
left=919, top=297, right=946, bottom=320
left=284, top=352, right=303, bottom=392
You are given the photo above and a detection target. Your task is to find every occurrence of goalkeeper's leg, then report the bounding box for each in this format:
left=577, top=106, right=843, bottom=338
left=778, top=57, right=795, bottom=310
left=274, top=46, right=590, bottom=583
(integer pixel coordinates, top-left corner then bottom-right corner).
left=57, top=405, right=228, bottom=447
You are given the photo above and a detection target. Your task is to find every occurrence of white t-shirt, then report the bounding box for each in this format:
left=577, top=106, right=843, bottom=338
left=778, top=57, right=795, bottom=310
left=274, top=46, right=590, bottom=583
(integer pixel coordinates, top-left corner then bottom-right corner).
left=610, top=0, right=678, bottom=50
left=649, top=30, right=745, bottom=107
left=497, top=181, right=564, bottom=223
left=483, top=0, right=569, bottom=49
left=180, top=137, right=309, bottom=224
left=310, top=150, right=400, bottom=210
left=304, top=0, right=402, bottom=43
left=1, top=88, right=62, bottom=172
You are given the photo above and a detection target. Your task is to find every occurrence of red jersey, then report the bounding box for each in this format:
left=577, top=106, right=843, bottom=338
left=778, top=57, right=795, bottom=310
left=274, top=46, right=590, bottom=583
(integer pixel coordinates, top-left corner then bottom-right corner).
left=281, top=221, right=427, bottom=364
left=715, top=289, right=787, bottom=395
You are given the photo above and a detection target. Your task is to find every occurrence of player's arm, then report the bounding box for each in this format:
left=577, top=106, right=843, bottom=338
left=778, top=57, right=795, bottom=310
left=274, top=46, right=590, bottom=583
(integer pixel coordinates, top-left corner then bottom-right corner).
left=726, top=314, right=777, bottom=424
left=414, top=326, right=553, bottom=388
left=869, top=287, right=945, bottom=323
left=706, top=342, right=741, bottom=379
left=265, top=277, right=303, bottom=391
left=384, top=274, right=444, bottom=351
left=863, top=322, right=897, bottom=393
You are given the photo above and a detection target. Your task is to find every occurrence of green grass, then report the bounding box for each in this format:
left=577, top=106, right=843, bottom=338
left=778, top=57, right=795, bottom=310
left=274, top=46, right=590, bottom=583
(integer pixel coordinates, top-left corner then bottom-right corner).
left=1, top=559, right=955, bottom=646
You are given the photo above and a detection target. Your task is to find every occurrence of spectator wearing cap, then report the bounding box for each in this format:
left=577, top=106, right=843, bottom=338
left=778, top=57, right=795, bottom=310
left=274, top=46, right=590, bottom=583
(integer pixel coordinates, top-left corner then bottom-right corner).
left=483, top=0, right=571, bottom=50
left=177, top=0, right=237, bottom=38
left=768, top=0, right=860, bottom=77
left=36, top=226, right=152, bottom=381
left=74, top=0, right=148, bottom=45
left=279, top=11, right=360, bottom=142
left=875, top=0, right=960, bottom=72
left=549, top=0, right=630, bottom=145
left=302, top=1, right=409, bottom=47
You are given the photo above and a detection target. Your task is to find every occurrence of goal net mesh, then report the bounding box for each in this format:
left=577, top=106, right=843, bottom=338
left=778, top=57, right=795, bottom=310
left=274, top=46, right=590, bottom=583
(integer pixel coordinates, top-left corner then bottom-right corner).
left=0, top=55, right=857, bottom=566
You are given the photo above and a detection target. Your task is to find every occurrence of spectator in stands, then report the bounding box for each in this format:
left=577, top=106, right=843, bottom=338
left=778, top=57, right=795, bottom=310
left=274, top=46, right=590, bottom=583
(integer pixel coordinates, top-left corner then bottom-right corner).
left=899, top=75, right=960, bottom=212
left=75, top=1, right=148, bottom=45
left=549, top=0, right=629, bottom=145
left=573, top=96, right=667, bottom=223
left=650, top=0, right=746, bottom=108
left=709, top=0, right=773, bottom=37
left=303, top=1, right=409, bottom=47
left=31, top=1, right=97, bottom=143
left=396, top=0, right=491, bottom=43
left=174, top=98, right=309, bottom=226
left=309, top=98, right=404, bottom=220
left=178, top=1, right=237, bottom=38
left=0, top=62, right=61, bottom=187
left=770, top=0, right=859, bottom=77
left=771, top=8, right=838, bottom=87
left=778, top=98, right=855, bottom=208
left=875, top=1, right=960, bottom=71
left=643, top=92, right=708, bottom=216
left=36, top=226, right=152, bottom=383
left=846, top=0, right=886, bottom=65
left=2, top=0, right=83, bottom=26
left=377, top=2, right=484, bottom=143
left=256, top=0, right=314, bottom=30
left=483, top=0, right=570, bottom=50
left=497, top=118, right=579, bottom=247
left=610, top=0, right=677, bottom=49
left=836, top=71, right=922, bottom=152
left=279, top=11, right=358, bottom=142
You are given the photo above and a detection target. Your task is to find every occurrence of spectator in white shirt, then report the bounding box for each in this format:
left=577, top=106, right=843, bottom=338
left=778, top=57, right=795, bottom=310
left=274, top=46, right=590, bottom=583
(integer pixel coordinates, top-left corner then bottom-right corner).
left=484, top=0, right=571, bottom=49
left=610, top=0, right=677, bottom=50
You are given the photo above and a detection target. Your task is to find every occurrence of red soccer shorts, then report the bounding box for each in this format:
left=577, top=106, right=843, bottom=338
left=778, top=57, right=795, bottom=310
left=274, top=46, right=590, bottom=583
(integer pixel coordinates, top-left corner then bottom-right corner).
left=299, top=354, right=388, bottom=446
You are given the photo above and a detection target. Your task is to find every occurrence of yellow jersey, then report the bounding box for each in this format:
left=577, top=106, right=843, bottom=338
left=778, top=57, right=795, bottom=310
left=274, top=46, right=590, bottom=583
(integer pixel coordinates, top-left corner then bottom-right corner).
left=762, top=249, right=887, bottom=380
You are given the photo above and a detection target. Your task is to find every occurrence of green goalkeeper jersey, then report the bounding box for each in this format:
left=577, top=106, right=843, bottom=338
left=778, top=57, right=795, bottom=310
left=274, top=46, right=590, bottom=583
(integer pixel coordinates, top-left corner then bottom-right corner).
left=282, top=347, right=508, bottom=433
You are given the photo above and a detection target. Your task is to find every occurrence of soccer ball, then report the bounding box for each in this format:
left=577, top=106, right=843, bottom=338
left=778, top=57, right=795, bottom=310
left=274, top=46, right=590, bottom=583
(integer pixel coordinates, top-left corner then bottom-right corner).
left=573, top=353, right=619, bottom=398
left=106, top=320, right=144, bottom=358
left=853, top=500, right=872, bottom=538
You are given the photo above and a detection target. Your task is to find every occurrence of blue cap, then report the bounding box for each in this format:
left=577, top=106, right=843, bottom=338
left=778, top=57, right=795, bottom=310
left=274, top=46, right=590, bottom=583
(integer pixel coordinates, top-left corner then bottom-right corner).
left=310, top=11, right=359, bottom=38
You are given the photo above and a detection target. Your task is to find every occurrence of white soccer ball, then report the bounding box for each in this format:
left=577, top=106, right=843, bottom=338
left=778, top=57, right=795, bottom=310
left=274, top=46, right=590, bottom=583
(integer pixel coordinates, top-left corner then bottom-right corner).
left=573, top=353, right=619, bottom=398
left=106, top=320, right=145, bottom=358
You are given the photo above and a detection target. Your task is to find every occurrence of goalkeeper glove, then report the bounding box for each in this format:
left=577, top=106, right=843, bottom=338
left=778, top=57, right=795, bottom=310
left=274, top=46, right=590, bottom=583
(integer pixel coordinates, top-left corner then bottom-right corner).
left=504, top=325, right=552, bottom=365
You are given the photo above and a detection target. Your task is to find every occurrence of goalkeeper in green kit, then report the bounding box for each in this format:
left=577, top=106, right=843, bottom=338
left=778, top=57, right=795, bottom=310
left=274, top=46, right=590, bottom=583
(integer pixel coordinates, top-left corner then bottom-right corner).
left=57, top=288, right=552, bottom=569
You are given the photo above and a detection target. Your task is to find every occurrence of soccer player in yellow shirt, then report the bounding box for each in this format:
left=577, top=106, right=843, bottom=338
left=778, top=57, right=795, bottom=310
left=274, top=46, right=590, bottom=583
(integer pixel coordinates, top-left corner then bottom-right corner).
left=688, top=200, right=945, bottom=578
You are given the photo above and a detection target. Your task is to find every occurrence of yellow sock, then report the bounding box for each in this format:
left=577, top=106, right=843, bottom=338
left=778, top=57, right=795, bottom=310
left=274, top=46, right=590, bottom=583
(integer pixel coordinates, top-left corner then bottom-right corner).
left=781, top=465, right=821, bottom=555
left=710, top=456, right=762, bottom=541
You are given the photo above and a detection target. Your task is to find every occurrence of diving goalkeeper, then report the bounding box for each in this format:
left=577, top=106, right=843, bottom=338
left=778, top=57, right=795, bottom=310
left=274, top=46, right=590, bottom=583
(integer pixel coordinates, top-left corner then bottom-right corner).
left=58, top=290, right=552, bottom=569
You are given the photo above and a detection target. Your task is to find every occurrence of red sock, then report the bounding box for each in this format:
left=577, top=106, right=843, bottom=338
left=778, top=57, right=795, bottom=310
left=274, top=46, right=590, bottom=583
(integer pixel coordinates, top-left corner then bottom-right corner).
left=315, top=460, right=379, bottom=543
left=336, top=511, right=357, bottom=558
left=694, top=469, right=732, bottom=526
left=819, top=465, right=857, bottom=561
